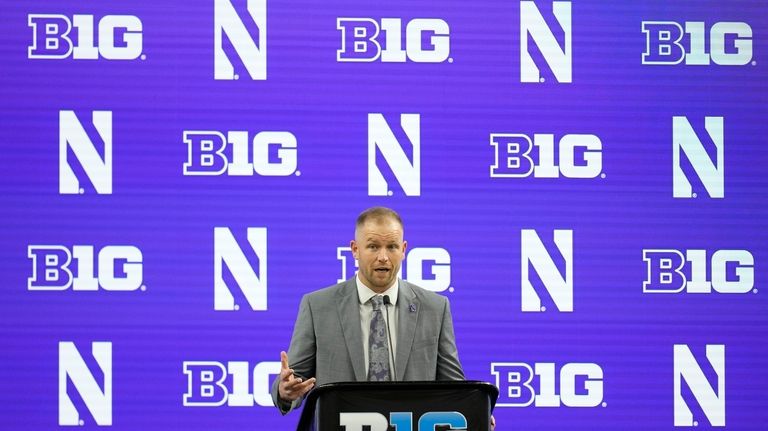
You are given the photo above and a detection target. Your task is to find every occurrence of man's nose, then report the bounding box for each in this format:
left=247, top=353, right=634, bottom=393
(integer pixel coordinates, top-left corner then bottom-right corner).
left=377, top=250, right=389, bottom=261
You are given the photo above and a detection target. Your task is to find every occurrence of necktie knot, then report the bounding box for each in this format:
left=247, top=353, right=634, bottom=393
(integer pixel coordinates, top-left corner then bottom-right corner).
left=370, top=295, right=384, bottom=311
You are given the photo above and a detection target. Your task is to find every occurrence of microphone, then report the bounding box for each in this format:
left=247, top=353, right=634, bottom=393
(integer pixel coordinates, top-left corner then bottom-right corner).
left=382, top=295, right=397, bottom=381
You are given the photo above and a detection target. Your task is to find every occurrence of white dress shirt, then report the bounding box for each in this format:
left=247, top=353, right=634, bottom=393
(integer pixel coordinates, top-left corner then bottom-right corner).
left=356, top=274, right=398, bottom=378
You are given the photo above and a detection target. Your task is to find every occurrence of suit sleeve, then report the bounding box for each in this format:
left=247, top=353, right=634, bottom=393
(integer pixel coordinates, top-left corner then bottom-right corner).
left=436, top=297, right=465, bottom=380
left=271, top=294, right=317, bottom=414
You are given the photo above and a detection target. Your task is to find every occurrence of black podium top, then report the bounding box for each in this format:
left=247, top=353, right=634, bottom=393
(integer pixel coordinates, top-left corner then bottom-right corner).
left=297, top=381, right=498, bottom=431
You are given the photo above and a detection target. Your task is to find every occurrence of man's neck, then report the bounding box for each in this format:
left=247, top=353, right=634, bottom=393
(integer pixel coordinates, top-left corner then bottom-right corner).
left=356, top=275, right=396, bottom=294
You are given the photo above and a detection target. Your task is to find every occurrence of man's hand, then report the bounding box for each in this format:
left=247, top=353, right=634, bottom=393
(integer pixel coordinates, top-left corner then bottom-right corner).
left=278, top=351, right=316, bottom=402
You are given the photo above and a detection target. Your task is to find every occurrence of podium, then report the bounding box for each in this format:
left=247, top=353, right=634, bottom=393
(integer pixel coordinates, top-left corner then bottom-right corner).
left=296, top=381, right=498, bottom=431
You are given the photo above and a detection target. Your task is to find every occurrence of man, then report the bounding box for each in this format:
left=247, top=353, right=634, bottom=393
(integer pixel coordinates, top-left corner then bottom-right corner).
left=271, top=207, right=464, bottom=414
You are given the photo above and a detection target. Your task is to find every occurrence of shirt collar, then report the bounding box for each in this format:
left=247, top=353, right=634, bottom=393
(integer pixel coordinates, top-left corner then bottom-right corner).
left=356, top=273, right=399, bottom=306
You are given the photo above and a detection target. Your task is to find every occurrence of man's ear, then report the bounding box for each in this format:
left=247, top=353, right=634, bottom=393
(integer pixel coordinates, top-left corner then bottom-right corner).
left=350, top=239, right=359, bottom=259
left=402, top=240, right=408, bottom=255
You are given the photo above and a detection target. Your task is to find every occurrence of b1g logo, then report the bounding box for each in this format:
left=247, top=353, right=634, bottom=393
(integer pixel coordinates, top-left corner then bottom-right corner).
left=521, top=229, right=573, bottom=312
left=492, top=362, right=604, bottom=407
left=642, top=21, right=753, bottom=66
left=183, top=361, right=280, bottom=407
left=183, top=130, right=298, bottom=176
left=214, top=227, right=267, bottom=311
left=520, top=1, right=572, bottom=83
left=369, top=113, right=420, bottom=196
left=674, top=344, right=725, bottom=427
left=214, top=0, right=266, bottom=80
left=60, top=110, right=112, bottom=194
left=490, top=133, right=602, bottom=178
left=28, top=14, right=143, bottom=60
left=673, top=116, right=724, bottom=198
left=59, top=341, right=112, bottom=426
left=28, top=245, right=144, bottom=291
left=643, top=249, right=754, bottom=294
left=340, top=411, right=467, bottom=431
left=337, top=247, right=451, bottom=292
left=337, top=18, right=450, bottom=63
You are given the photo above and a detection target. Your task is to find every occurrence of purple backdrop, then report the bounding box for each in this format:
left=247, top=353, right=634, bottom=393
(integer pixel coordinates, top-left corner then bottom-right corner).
left=1, top=0, right=767, bottom=429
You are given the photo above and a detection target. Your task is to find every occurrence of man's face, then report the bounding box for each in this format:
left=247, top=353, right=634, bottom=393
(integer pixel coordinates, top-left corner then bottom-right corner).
left=351, top=217, right=407, bottom=293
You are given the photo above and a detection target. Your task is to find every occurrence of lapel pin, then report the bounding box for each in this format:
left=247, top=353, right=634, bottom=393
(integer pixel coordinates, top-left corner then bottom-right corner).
left=409, top=304, right=416, bottom=312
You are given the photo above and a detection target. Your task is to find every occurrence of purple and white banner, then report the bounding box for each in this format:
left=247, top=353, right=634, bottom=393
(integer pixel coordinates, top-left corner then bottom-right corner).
left=1, top=0, right=766, bottom=429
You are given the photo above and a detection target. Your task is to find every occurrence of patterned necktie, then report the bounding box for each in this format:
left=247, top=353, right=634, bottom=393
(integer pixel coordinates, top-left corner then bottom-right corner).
left=367, top=295, right=391, bottom=381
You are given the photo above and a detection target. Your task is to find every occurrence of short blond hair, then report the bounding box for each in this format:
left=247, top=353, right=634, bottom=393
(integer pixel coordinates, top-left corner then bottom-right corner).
left=355, top=207, right=403, bottom=230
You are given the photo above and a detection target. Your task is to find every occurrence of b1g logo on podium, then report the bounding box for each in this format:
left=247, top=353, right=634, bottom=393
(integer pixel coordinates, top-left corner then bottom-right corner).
left=520, top=1, right=572, bottom=83
left=59, top=341, right=112, bottom=426
left=28, top=14, right=143, bottom=60
left=337, top=246, right=451, bottom=293
left=28, top=245, right=144, bottom=291
left=642, top=21, right=753, bottom=66
left=214, top=0, right=266, bottom=80
left=59, top=110, right=112, bottom=195
left=368, top=113, right=420, bottom=197
left=674, top=344, right=725, bottom=427
left=214, top=227, right=267, bottom=311
left=490, top=133, right=603, bottom=178
left=183, top=360, right=280, bottom=407
left=491, top=362, right=604, bottom=408
left=521, top=229, right=573, bottom=312
left=337, top=18, right=450, bottom=63
left=339, top=411, right=467, bottom=431
left=183, top=130, right=298, bottom=176
left=673, top=116, right=724, bottom=199
left=643, top=249, right=754, bottom=294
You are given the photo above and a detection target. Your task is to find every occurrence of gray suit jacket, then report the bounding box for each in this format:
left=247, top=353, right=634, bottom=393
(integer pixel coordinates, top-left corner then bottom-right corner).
left=271, top=278, right=465, bottom=414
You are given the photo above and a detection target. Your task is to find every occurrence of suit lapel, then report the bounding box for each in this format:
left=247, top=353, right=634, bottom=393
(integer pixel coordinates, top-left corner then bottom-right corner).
left=337, top=279, right=365, bottom=381
left=396, top=280, right=419, bottom=381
